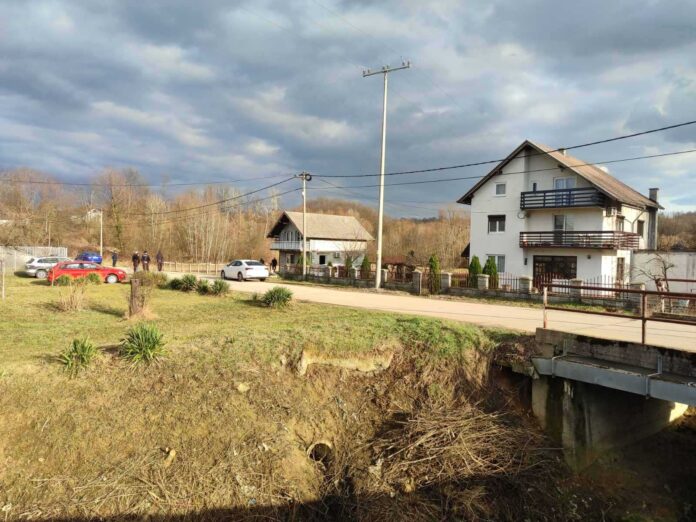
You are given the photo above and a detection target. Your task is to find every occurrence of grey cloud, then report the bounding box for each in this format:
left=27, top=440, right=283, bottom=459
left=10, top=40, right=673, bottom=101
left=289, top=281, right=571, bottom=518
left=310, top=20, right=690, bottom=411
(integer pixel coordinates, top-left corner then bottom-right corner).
left=0, top=0, right=694, bottom=217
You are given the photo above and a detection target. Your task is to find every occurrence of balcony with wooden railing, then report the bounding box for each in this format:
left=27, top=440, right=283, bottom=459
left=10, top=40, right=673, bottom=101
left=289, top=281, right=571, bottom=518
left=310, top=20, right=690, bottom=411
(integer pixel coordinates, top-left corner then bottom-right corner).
left=520, top=187, right=607, bottom=210
left=269, top=240, right=303, bottom=251
left=519, top=230, right=640, bottom=249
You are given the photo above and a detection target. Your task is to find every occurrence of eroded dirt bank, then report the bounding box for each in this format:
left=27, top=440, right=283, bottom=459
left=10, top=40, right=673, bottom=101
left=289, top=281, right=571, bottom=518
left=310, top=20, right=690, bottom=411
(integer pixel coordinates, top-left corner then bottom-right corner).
left=1, top=322, right=694, bottom=521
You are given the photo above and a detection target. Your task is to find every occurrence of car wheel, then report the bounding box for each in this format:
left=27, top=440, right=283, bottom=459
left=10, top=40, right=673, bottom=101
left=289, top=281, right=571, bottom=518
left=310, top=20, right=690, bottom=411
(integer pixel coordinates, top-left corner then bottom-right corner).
left=237, top=272, right=244, bottom=282
left=220, top=270, right=226, bottom=280
left=105, top=274, right=118, bottom=284
left=35, top=269, right=47, bottom=279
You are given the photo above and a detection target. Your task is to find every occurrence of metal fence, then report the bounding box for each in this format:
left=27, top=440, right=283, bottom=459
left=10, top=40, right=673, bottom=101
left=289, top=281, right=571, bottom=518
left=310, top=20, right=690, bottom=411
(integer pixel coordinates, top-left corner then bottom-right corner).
left=542, top=282, right=696, bottom=344
left=451, top=272, right=477, bottom=288
left=0, top=245, right=69, bottom=270
left=387, top=270, right=413, bottom=284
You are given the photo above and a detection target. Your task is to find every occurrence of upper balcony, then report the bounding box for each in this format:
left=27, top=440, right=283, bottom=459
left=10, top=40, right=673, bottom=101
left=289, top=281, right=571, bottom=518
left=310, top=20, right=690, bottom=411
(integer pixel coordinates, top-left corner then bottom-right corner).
left=520, top=187, right=606, bottom=210
left=269, top=240, right=303, bottom=251
left=519, top=230, right=640, bottom=250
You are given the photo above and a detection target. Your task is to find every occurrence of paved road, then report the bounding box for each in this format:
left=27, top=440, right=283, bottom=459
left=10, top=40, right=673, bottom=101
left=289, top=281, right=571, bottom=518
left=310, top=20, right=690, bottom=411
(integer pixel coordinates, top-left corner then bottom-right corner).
left=175, top=274, right=696, bottom=352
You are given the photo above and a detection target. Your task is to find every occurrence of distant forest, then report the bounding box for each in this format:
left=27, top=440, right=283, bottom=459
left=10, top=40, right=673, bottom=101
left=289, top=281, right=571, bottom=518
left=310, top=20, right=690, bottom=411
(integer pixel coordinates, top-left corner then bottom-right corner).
left=0, top=168, right=470, bottom=269
left=659, top=212, right=696, bottom=250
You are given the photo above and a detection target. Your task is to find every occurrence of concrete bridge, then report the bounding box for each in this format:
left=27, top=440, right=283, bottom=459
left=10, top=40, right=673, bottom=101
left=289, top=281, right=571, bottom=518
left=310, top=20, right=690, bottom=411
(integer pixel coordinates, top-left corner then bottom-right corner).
left=526, top=329, right=695, bottom=468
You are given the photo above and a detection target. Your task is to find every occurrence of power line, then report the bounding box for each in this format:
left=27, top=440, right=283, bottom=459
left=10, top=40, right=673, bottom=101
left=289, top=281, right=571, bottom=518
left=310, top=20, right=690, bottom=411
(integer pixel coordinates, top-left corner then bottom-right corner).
left=312, top=120, right=696, bottom=178
left=317, top=177, right=448, bottom=212
left=42, top=188, right=300, bottom=228
left=309, top=149, right=696, bottom=190
left=122, top=177, right=296, bottom=217
left=0, top=172, right=294, bottom=188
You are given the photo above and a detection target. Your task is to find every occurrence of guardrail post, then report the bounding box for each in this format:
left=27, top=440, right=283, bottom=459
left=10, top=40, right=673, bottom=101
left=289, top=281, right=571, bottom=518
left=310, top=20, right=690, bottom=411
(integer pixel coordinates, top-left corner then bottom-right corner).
left=641, top=292, right=648, bottom=345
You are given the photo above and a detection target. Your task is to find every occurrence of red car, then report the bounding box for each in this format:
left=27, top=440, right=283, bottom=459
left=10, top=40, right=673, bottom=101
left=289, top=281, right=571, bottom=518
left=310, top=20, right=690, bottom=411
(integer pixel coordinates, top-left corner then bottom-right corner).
left=47, top=261, right=127, bottom=284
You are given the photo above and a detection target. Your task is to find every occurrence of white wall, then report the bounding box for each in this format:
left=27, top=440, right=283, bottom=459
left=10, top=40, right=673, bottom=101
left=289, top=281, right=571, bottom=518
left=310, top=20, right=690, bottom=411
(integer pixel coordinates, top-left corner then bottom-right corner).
left=631, top=251, right=696, bottom=292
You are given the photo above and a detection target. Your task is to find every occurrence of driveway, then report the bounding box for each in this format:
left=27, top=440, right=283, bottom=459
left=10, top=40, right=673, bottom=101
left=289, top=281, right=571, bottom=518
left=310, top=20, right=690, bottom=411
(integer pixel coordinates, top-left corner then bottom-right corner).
left=178, top=274, right=696, bottom=353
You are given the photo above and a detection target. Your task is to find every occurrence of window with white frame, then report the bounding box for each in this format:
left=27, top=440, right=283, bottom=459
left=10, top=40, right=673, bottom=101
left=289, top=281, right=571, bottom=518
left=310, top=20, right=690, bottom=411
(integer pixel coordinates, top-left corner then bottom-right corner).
left=486, top=255, right=506, bottom=273
left=495, top=182, right=506, bottom=196
left=488, top=215, right=506, bottom=233
left=333, top=252, right=340, bottom=259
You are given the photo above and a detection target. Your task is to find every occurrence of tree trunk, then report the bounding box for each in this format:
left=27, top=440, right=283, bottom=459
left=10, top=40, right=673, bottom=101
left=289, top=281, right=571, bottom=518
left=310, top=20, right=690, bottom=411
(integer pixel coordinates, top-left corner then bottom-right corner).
left=129, top=278, right=145, bottom=316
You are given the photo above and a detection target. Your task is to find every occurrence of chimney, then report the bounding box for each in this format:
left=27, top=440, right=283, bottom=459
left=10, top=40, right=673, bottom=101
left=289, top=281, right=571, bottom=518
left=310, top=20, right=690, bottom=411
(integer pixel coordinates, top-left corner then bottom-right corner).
left=649, top=187, right=659, bottom=202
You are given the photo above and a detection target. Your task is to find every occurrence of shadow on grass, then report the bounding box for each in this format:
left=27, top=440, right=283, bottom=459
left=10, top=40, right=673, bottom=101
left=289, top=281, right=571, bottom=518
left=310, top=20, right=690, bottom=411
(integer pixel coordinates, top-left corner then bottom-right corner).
left=13, top=270, right=33, bottom=278
left=90, top=303, right=126, bottom=318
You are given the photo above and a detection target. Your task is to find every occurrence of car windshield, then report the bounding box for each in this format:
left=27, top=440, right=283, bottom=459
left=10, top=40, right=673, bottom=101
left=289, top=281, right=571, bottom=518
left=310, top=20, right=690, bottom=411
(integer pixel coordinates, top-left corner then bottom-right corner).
left=245, top=261, right=264, bottom=266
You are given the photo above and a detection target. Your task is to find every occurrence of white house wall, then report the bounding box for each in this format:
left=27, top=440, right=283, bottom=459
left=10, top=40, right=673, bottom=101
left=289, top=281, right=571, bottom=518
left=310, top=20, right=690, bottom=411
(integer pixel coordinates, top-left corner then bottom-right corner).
left=468, top=148, right=650, bottom=281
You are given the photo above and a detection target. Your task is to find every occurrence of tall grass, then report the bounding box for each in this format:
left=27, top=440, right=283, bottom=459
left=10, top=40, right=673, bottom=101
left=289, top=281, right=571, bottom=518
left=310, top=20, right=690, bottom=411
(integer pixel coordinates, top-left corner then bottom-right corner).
left=210, top=279, right=229, bottom=296
left=120, top=323, right=166, bottom=364
left=59, top=338, right=98, bottom=375
left=53, top=275, right=72, bottom=287
left=196, top=279, right=211, bottom=295
left=86, top=272, right=103, bottom=285
left=58, top=279, right=87, bottom=312
left=261, top=287, right=293, bottom=308
left=180, top=274, right=198, bottom=292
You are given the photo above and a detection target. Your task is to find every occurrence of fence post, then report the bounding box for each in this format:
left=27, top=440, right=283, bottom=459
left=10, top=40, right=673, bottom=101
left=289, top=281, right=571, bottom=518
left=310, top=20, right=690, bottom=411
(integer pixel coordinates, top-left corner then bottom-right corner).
left=543, top=286, right=548, bottom=329
left=412, top=270, right=423, bottom=295
left=519, top=276, right=532, bottom=293
left=570, top=278, right=583, bottom=300
left=440, top=272, right=451, bottom=293
left=350, top=267, right=358, bottom=285
left=381, top=268, right=388, bottom=288
left=477, top=274, right=489, bottom=291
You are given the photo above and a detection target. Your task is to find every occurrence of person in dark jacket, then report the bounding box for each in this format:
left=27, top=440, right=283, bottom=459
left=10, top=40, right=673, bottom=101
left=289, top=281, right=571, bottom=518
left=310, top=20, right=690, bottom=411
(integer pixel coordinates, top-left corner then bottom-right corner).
left=141, top=251, right=151, bottom=272
left=156, top=251, right=164, bottom=272
left=271, top=258, right=278, bottom=273
left=132, top=251, right=140, bottom=272
left=111, top=251, right=118, bottom=267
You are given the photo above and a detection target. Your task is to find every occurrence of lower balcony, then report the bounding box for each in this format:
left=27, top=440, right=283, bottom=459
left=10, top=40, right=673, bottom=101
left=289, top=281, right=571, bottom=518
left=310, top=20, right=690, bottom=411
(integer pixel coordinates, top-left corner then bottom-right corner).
left=519, top=230, right=640, bottom=250
left=269, top=240, right=302, bottom=251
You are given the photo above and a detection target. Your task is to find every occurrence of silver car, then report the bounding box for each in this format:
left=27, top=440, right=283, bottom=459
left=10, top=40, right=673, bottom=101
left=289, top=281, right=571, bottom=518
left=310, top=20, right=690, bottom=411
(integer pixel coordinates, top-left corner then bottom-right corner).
left=25, top=256, right=71, bottom=279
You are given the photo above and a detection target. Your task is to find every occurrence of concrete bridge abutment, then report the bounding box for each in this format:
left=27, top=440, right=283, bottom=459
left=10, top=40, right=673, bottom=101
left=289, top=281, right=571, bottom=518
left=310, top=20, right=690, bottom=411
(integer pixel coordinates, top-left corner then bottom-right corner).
left=532, top=375, right=687, bottom=469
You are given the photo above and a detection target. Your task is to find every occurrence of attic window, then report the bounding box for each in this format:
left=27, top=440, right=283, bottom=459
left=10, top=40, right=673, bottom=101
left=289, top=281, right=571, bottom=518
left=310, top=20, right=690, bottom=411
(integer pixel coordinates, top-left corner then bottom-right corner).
left=495, top=183, right=506, bottom=196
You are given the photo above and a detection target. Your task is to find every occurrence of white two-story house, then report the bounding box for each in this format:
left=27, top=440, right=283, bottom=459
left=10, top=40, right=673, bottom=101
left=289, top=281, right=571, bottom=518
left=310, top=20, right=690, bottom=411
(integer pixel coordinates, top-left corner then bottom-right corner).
left=268, top=211, right=373, bottom=268
left=457, top=140, right=662, bottom=286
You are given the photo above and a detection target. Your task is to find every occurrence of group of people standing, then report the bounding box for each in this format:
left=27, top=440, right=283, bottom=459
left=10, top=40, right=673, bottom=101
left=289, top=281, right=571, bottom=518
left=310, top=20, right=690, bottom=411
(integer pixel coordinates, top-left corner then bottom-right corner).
left=117, top=250, right=165, bottom=272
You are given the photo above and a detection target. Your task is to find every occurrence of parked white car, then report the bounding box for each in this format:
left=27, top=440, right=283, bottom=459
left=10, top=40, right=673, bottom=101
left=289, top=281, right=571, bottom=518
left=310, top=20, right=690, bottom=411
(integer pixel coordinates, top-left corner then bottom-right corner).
left=25, top=256, right=72, bottom=278
left=221, top=260, right=269, bottom=281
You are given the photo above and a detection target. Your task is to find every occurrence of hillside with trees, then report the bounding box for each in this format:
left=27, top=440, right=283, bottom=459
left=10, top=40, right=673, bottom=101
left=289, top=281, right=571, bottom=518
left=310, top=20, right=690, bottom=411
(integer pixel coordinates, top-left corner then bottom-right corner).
left=658, top=212, right=696, bottom=250
left=0, top=168, right=470, bottom=269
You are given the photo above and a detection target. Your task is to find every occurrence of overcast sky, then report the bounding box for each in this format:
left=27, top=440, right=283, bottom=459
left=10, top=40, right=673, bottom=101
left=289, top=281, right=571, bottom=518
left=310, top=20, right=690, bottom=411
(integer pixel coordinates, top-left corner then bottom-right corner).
left=1, top=0, right=695, bottom=216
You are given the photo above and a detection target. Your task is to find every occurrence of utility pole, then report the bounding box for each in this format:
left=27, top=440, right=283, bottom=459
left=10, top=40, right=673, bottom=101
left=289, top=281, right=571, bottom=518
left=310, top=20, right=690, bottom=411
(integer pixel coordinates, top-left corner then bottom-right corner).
left=298, top=172, right=312, bottom=278
left=99, top=209, right=103, bottom=259
left=363, top=61, right=410, bottom=289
